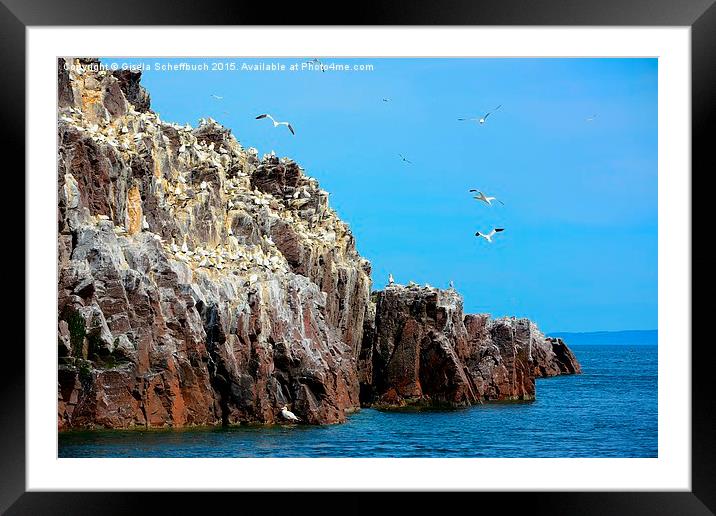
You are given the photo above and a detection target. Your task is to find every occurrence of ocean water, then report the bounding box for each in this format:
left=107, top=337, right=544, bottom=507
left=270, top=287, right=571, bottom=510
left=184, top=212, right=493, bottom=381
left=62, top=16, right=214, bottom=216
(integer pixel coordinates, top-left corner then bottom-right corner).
left=58, top=345, right=657, bottom=458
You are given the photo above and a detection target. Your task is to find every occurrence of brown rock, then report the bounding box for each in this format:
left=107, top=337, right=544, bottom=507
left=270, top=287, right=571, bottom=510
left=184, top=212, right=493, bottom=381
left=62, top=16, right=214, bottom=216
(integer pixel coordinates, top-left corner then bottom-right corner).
left=360, top=285, right=581, bottom=408
left=125, top=183, right=142, bottom=235
left=111, top=69, right=151, bottom=112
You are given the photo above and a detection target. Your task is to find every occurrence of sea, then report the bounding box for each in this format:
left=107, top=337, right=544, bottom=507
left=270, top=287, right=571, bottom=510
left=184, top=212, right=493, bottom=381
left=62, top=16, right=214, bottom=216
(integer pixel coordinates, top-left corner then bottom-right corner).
left=58, top=344, right=657, bottom=458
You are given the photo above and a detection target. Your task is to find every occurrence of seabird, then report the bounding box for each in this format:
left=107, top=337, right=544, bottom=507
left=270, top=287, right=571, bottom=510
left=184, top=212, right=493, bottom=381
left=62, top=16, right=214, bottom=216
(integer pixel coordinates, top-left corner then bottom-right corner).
left=280, top=405, right=300, bottom=423
left=141, top=216, right=149, bottom=230
left=398, top=153, right=412, bottom=164
left=255, top=114, right=295, bottom=135
left=469, top=190, right=504, bottom=206
left=211, top=94, right=223, bottom=100
left=307, top=58, right=326, bottom=72
left=449, top=280, right=454, bottom=289
left=586, top=114, right=597, bottom=122
left=382, top=98, right=390, bottom=102
left=388, top=273, right=394, bottom=285
left=459, top=104, right=502, bottom=125
left=200, top=181, right=208, bottom=190
left=475, top=228, right=505, bottom=243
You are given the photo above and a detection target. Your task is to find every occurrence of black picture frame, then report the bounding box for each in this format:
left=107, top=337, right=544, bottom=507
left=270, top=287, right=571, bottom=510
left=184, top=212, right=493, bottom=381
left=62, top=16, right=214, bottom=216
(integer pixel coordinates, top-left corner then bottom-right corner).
left=3, top=1, right=711, bottom=514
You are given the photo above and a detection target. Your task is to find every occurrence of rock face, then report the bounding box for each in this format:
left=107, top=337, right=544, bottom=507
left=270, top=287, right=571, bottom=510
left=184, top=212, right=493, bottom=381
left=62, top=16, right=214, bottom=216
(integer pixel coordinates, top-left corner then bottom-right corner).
left=57, top=58, right=369, bottom=429
left=359, top=285, right=581, bottom=408
left=57, top=58, right=580, bottom=430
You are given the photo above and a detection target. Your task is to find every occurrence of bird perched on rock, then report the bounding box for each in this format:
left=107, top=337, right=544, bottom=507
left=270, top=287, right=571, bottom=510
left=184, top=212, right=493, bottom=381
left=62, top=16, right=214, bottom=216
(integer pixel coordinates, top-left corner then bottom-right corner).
left=280, top=405, right=300, bottom=423
left=388, top=273, right=394, bottom=285
left=475, top=228, right=505, bottom=243
left=255, top=114, right=295, bottom=135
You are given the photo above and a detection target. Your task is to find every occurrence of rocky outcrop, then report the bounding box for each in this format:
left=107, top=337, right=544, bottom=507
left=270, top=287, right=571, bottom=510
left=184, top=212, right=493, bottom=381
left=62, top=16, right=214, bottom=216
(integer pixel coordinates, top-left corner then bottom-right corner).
left=57, top=57, right=579, bottom=430
left=57, top=58, right=369, bottom=429
left=358, top=285, right=581, bottom=408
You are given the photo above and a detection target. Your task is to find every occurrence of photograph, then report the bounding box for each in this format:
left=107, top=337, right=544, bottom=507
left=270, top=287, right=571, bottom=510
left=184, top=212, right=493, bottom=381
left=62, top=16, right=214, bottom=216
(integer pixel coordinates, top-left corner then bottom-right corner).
left=56, top=56, right=658, bottom=459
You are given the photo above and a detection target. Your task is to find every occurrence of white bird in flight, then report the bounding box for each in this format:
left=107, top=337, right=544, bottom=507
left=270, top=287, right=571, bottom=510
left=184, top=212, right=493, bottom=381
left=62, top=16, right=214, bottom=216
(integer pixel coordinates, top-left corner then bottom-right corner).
left=280, top=405, right=300, bottom=423
left=469, top=189, right=504, bottom=206
left=307, top=58, right=326, bottom=72
left=210, top=94, right=223, bottom=100
left=398, top=153, right=412, bottom=164
left=586, top=114, right=597, bottom=122
left=382, top=98, right=391, bottom=102
left=256, top=114, right=295, bottom=135
left=459, top=104, right=502, bottom=125
left=475, top=228, right=505, bottom=243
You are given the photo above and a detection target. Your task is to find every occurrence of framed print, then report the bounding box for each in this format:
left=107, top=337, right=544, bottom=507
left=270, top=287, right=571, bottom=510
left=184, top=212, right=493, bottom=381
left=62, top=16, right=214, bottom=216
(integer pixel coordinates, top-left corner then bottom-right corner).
left=4, top=0, right=713, bottom=514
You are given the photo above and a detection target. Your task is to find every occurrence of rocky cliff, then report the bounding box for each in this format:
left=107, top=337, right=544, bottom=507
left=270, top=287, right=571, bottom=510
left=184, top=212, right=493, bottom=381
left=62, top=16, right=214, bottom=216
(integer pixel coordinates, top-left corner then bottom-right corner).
left=359, top=285, right=581, bottom=408
left=57, top=58, right=579, bottom=430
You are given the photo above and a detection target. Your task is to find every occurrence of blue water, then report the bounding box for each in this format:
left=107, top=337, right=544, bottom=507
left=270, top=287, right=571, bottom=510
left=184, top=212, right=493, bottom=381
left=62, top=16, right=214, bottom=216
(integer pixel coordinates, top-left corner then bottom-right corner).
left=58, top=345, right=657, bottom=458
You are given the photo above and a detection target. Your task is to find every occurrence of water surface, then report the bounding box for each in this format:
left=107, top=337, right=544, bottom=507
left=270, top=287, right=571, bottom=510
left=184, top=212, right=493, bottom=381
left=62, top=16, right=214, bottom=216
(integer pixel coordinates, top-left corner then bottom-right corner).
left=59, top=345, right=657, bottom=458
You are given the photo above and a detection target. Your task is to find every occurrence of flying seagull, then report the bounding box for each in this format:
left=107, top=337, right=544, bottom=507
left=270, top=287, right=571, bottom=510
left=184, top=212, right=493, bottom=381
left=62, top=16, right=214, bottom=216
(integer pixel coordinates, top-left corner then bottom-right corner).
left=475, top=228, right=505, bottom=243
left=255, top=114, right=295, bottom=135
left=586, top=114, right=597, bottom=122
left=210, top=94, right=223, bottom=100
left=469, top=189, right=504, bottom=206
left=459, top=104, right=502, bottom=125
left=382, top=98, right=391, bottom=102
left=398, top=153, right=412, bottom=164
left=280, top=405, right=300, bottom=423
left=307, top=58, right=326, bottom=72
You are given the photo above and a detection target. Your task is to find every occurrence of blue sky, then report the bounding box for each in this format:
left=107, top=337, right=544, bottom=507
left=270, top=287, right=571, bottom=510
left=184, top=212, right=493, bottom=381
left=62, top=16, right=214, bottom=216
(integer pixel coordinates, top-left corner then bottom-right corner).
left=106, top=57, right=657, bottom=332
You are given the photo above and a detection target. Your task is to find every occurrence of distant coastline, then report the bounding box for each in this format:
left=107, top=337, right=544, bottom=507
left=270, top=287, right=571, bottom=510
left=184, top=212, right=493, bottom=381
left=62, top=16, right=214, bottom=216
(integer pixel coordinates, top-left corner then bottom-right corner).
left=548, top=330, right=657, bottom=346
